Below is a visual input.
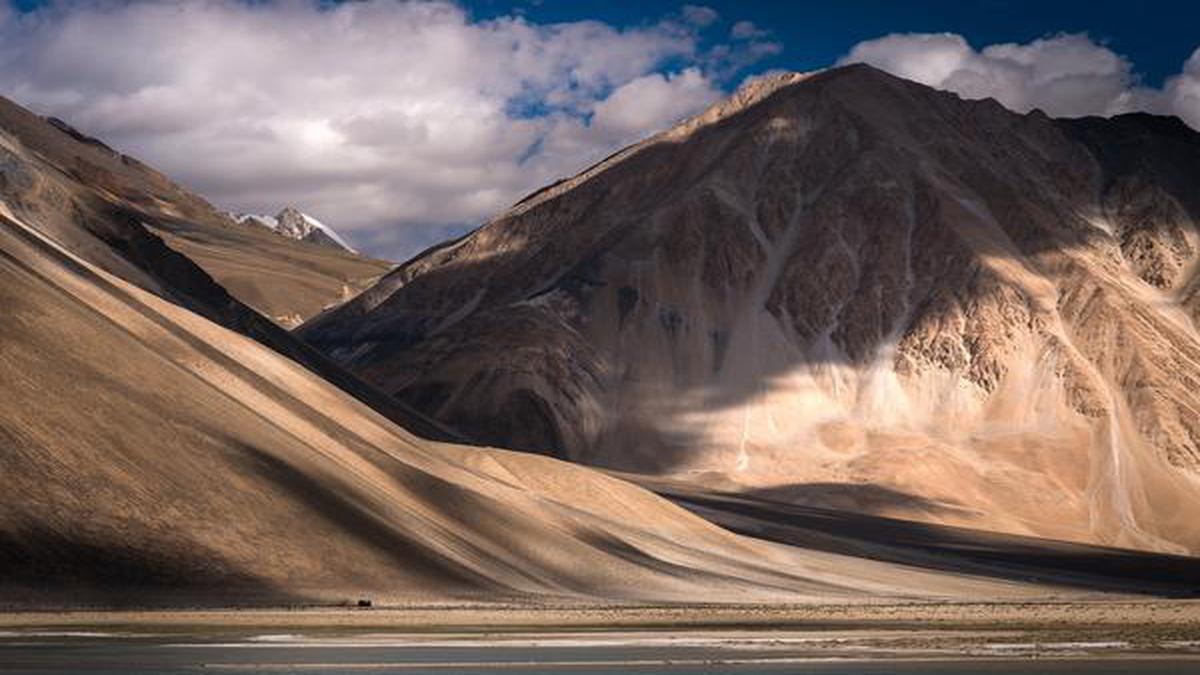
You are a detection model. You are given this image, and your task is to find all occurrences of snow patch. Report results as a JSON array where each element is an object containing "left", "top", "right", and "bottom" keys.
[{"left": 299, "top": 211, "right": 355, "bottom": 251}]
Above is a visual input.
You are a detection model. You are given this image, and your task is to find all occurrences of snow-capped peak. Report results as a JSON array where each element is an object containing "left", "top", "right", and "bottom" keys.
[{"left": 225, "top": 206, "right": 356, "bottom": 253}]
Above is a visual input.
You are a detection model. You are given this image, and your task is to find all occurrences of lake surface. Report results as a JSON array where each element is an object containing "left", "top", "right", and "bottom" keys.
[{"left": 2, "top": 631, "right": 1198, "bottom": 674}]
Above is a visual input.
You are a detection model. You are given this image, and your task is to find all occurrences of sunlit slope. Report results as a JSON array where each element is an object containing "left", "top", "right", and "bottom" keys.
[{"left": 149, "top": 218, "right": 391, "bottom": 327}]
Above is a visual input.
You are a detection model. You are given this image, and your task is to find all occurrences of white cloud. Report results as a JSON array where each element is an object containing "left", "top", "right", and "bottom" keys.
[
  {"left": 0, "top": 0, "right": 771, "bottom": 259},
  {"left": 10, "top": 5, "right": 1192, "bottom": 263},
  {"left": 681, "top": 5, "right": 719, "bottom": 27},
  {"left": 590, "top": 68, "right": 720, "bottom": 141},
  {"left": 730, "top": 20, "right": 767, "bottom": 41},
  {"left": 841, "top": 33, "right": 974, "bottom": 86},
  {"left": 1163, "top": 47, "right": 1200, "bottom": 130},
  {"left": 840, "top": 32, "right": 1200, "bottom": 126}
]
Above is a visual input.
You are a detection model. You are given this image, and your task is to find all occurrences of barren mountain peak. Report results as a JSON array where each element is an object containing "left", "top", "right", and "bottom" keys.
[{"left": 302, "top": 66, "right": 1200, "bottom": 557}]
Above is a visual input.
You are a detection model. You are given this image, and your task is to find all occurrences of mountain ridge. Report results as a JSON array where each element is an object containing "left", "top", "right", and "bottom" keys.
[{"left": 300, "top": 64, "right": 1200, "bottom": 555}]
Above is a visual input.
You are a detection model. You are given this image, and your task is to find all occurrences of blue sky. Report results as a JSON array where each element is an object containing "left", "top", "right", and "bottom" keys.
[
  {"left": 464, "top": 0, "right": 1199, "bottom": 87},
  {"left": 1, "top": 1, "right": 1196, "bottom": 259}
]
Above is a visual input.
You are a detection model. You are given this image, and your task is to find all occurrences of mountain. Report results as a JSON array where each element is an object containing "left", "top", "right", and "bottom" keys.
[
  {"left": 0, "top": 90, "right": 1082, "bottom": 607},
  {"left": 229, "top": 206, "right": 357, "bottom": 253},
  {"left": 1, "top": 202, "right": 923, "bottom": 606},
  {"left": 1, "top": 95, "right": 465, "bottom": 431},
  {"left": 0, "top": 96, "right": 390, "bottom": 328},
  {"left": 299, "top": 64, "right": 1200, "bottom": 556}
]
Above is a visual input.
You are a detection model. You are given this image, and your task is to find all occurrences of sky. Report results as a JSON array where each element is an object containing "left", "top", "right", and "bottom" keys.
[{"left": 0, "top": 1, "right": 1197, "bottom": 261}]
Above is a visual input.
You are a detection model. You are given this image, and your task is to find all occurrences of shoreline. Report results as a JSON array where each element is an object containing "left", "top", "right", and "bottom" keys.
[
  {"left": 3, "top": 599, "right": 1199, "bottom": 631},
  {"left": 4, "top": 604, "right": 1200, "bottom": 669},
  {"left": 2, "top": 624, "right": 1200, "bottom": 667}
]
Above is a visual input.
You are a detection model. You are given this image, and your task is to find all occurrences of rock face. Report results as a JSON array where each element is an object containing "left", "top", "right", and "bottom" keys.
[
  {"left": 300, "top": 65, "right": 1200, "bottom": 555},
  {"left": 230, "top": 206, "right": 357, "bottom": 253}
]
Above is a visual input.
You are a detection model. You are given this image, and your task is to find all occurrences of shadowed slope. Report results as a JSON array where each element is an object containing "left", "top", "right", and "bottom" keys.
[
  {"left": 300, "top": 64, "right": 1200, "bottom": 555},
  {"left": 630, "top": 477, "right": 1200, "bottom": 597}
]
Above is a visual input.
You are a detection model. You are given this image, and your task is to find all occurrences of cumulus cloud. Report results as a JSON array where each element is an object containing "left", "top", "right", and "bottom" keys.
[
  {"left": 9, "top": 5, "right": 1193, "bottom": 263},
  {"left": 590, "top": 68, "right": 719, "bottom": 141},
  {"left": 840, "top": 32, "right": 1200, "bottom": 126},
  {"left": 1163, "top": 47, "right": 1200, "bottom": 130},
  {"left": 0, "top": 0, "right": 773, "bottom": 259}
]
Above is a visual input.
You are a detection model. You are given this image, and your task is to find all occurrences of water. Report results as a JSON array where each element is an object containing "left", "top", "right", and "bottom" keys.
[{"left": 1, "top": 633, "right": 1197, "bottom": 674}]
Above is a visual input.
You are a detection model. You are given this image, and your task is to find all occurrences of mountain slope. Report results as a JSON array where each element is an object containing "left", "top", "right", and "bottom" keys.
[
  {"left": 3, "top": 70, "right": 1198, "bottom": 607},
  {"left": 150, "top": 212, "right": 387, "bottom": 327},
  {"left": 1, "top": 202, "right": 1067, "bottom": 606},
  {"left": 1, "top": 80, "right": 1099, "bottom": 608},
  {"left": 300, "top": 65, "right": 1200, "bottom": 555},
  {"left": 0, "top": 96, "right": 390, "bottom": 327},
  {"left": 0, "top": 94, "right": 452, "bottom": 439}
]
